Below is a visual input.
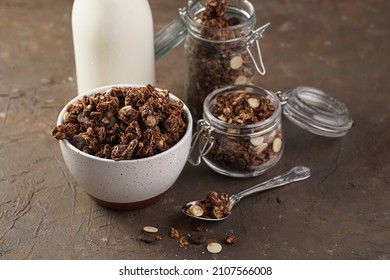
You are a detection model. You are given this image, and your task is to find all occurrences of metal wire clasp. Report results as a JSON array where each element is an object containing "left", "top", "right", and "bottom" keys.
[
  {"left": 188, "top": 119, "right": 215, "bottom": 166},
  {"left": 276, "top": 91, "right": 288, "bottom": 105},
  {"left": 246, "top": 22, "right": 270, "bottom": 76}
]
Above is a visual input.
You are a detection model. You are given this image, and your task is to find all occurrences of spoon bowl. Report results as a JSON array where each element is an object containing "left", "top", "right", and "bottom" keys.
[
  {"left": 182, "top": 200, "right": 231, "bottom": 221},
  {"left": 182, "top": 166, "right": 311, "bottom": 221}
]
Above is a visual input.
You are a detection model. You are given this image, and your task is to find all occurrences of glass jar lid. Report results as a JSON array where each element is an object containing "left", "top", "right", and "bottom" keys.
[{"left": 281, "top": 86, "right": 353, "bottom": 137}]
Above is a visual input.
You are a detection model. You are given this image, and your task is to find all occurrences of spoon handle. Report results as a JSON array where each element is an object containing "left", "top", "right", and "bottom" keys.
[{"left": 232, "top": 166, "right": 311, "bottom": 206}]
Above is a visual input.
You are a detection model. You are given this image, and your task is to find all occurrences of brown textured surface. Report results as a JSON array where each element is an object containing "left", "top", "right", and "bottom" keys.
[{"left": 0, "top": 0, "right": 389, "bottom": 259}]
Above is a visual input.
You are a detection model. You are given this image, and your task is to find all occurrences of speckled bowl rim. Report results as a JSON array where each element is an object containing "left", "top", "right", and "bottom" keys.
[{"left": 56, "top": 84, "right": 193, "bottom": 164}]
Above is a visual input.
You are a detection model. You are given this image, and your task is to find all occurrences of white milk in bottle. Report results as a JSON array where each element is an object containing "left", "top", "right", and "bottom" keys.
[{"left": 72, "top": 0, "right": 155, "bottom": 95}]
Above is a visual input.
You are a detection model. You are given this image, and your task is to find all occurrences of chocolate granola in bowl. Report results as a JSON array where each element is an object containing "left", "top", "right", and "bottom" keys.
[
  {"left": 52, "top": 85, "right": 187, "bottom": 160},
  {"left": 52, "top": 84, "right": 192, "bottom": 210}
]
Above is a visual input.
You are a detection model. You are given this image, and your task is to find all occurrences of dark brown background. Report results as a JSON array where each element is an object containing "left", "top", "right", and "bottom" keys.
[{"left": 0, "top": 0, "right": 389, "bottom": 259}]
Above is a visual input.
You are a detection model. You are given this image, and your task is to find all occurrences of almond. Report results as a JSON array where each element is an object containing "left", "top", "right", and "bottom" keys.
[
  {"left": 234, "top": 75, "right": 247, "bottom": 85},
  {"left": 272, "top": 137, "right": 282, "bottom": 153},
  {"left": 247, "top": 97, "right": 260, "bottom": 108},
  {"left": 250, "top": 136, "right": 264, "bottom": 146},
  {"left": 143, "top": 226, "right": 158, "bottom": 233},
  {"left": 189, "top": 205, "right": 204, "bottom": 217},
  {"left": 207, "top": 242, "right": 223, "bottom": 253},
  {"left": 230, "top": 55, "right": 243, "bottom": 69}
]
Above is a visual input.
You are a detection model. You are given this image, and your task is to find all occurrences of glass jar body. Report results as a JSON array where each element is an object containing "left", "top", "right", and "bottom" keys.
[
  {"left": 184, "top": 0, "right": 258, "bottom": 121},
  {"left": 201, "top": 85, "right": 284, "bottom": 178}
]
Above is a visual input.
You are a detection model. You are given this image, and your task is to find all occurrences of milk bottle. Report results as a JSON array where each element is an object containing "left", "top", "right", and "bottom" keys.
[{"left": 72, "top": 0, "right": 155, "bottom": 95}]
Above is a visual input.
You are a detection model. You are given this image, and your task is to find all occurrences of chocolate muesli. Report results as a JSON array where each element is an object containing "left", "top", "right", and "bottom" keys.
[
  {"left": 52, "top": 85, "right": 187, "bottom": 160},
  {"left": 185, "top": 191, "right": 231, "bottom": 220},
  {"left": 211, "top": 90, "right": 276, "bottom": 125},
  {"left": 205, "top": 90, "right": 282, "bottom": 173},
  {"left": 194, "top": 84, "right": 284, "bottom": 177},
  {"left": 184, "top": 0, "right": 262, "bottom": 121}
]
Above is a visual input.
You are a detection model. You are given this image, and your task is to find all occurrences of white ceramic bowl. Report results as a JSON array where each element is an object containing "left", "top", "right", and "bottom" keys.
[{"left": 56, "top": 85, "right": 193, "bottom": 210}]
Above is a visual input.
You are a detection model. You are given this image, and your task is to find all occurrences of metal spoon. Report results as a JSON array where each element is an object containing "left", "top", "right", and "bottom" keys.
[{"left": 182, "top": 166, "right": 311, "bottom": 221}]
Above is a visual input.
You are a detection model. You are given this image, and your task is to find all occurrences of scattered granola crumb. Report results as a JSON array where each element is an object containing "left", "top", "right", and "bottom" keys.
[
  {"left": 170, "top": 227, "right": 180, "bottom": 239},
  {"left": 178, "top": 236, "right": 189, "bottom": 248},
  {"left": 224, "top": 234, "right": 236, "bottom": 244}
]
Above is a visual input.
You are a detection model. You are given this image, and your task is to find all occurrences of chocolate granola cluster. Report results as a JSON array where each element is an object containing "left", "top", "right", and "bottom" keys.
[
  {"left": 211, "top": 90, "right": 276, "bottom": 125},
  {"left": 52, "top": 85, "right": 187, "bottom": 160},
  {"left": 187, "top": 191, "right": 231, "bottom": 219}
]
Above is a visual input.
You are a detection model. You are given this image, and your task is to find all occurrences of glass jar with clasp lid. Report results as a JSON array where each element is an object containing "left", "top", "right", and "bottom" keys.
[
  {"left": 188, "top": 84, "right": 353, "bottom": 178},
  {"left": 155, "top": 0, "right": 270, "bottom": 121}
]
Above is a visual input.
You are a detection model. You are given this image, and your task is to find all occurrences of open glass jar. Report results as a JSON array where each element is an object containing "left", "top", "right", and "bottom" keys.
[
  {"left": 190, "top": 85, "right": 283, "bottom": 177},
  {"left": 189, "top": 84, "right": 353, "bottom": 177}
]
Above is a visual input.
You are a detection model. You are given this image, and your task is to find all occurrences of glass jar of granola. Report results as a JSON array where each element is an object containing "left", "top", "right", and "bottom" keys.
[
  {"left": 189, "top": 84, "right": 353, "bottom": 177},
  {"left": 183, "top": 0, "right": 269, "bottom": 121},
  {"left": 189, "top": 84, "right": 283, "bottom": 177}
]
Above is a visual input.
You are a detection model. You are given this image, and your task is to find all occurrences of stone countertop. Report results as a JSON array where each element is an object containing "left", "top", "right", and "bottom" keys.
[{"left": 0, "top": 0, "right": 389, "bottom": 259}]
